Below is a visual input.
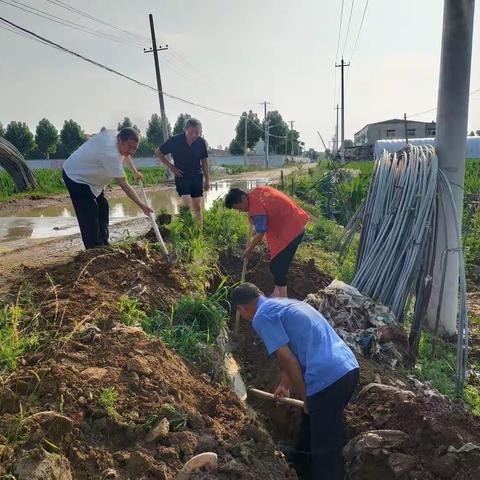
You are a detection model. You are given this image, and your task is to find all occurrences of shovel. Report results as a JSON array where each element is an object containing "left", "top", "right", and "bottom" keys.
[
  {"left": 248, "top": 388, "right": 304, "bottom": 409},
  {"left": 139, "top": 181, "right": 176, "bottom": 264},
  {"left": 234, "top": 225, "right": 253, "bottom": 333}
]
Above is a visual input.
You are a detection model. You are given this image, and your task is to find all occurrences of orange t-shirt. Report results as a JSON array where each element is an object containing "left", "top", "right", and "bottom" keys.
[{"left": 248, "top": 186, "right": 309, "bottom": 259}]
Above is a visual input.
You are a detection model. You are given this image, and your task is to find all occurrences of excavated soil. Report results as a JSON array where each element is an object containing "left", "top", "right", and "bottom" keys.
[
  {"left": 221, "top": 258, "right": 480, "bottom": 480},
  {"left": 0, "top": 244, "right": 295, "bottom": 479}
]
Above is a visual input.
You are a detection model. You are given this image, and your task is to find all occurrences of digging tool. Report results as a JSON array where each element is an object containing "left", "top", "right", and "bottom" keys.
[
  {"left": 138, "top": 181, "right": 176, "bottom": 264},
  {"left": 248, "top": 387, "right": 305, "bottom": 409},
  {"left": 234, "top": 225, "right": 253, "bottom": 333}
]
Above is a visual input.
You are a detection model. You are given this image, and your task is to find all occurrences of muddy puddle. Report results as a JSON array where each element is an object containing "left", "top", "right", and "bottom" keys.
[{"left": 0, "top": 178, "right": 268, "bottom": 249}]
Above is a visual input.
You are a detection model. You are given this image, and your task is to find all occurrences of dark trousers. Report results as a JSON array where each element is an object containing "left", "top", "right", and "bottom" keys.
[
  {"left": 269, "top": 230, "right": 305, "bottom": 287},
  {"left": 62, "top": 170, "right": 109, "bottom": 249},
  {"left": 295, "top": 368, "right": 359, "bottom": 480}
]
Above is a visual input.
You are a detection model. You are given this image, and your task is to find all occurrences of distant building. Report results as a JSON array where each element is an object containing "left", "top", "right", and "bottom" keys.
[{"left": 354, "top": 119, "right": 437, "bottom": 147}]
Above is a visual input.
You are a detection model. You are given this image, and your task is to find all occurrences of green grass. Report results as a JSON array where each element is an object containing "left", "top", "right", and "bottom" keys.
[
  {"left": 0, "top": 166, "right": 167, "bottom": 201},
  {"left": 0, "top": 303, "right": 39, "bottom": 372},
  {"left": 118, "top": 296, "right": 148, "bottom": 327},
  {"left": 219, "top": 164, "right": 267, "bottom": 175},
  {"left": 99, "top": 388, "right": 120, "bottom": 418}
]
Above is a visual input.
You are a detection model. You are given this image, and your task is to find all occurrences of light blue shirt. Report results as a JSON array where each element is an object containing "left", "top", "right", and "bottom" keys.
[{"left": 252, "top": 296, "right": 359, "bottom": 397}]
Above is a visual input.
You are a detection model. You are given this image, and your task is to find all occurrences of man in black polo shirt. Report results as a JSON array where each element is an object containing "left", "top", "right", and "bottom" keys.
[{"left": 155, "top": 118, "right": 209, "bottom": 223}]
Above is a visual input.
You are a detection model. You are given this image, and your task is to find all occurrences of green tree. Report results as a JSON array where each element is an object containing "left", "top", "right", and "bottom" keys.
[
  {"left": 0, "top": 122, "right": 4, "bottom": 138},
  {"left": 476, "top": 129, "right": 480, "bottom": 136},
  {"left": 4, "top": 121, "right": 35, "bottom": 157},
  {"left": 136, "top": 137, "right": 154, "bottom": 157},
  {"left": 468, "top": 130, "right": 475, "bottom": 136},
  {"left": 146, "top": 114, "right": 171, "bottom": 147},
  {"left": 117, "top": 117, "right": 140, "bottom": 133},
  {"left": 263, "top": 111, "right": 288, "bottom": 154},
  {"left": 173, "top": 113, "right": 192, "bottom": 135},
  {"left": 228, "top": 138, "right": 244, "bottom": 155},
  {"left": 233, "top": 111, "right": 262, "bottom": 152},
  {"left": 284, "top": 129, "right": 302, "bottom": 156},
  {"left": 60, "top": 120, "right": 86, "bottom": 157},
  {"left": 306, "top": 148, "right": 320, "bottom": 161},
  {"left": 35, "top": 118, "right": 59, "bottom": 159}
]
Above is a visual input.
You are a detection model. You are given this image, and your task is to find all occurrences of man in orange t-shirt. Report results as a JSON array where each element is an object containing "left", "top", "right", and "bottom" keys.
[{"left": 225, "top": 186, "right": 309, "bottom": 297}]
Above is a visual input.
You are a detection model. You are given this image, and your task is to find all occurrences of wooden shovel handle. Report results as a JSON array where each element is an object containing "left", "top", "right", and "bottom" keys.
[{"left": 248, "top": 388, "right": 305, "bottom": 409}]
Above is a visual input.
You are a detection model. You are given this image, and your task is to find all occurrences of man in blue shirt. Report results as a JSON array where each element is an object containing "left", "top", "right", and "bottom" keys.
[
  {"left": 231, "top": 283, "right": 359, "bottom": 480},
  {"left": 155, "top": 118, "right": 209, "bottom": 223}
]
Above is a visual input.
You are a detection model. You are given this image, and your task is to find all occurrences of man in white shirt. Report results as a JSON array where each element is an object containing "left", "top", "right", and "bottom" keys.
[{"left": 62, "top": 127, "right": 153, "bottom": 249}]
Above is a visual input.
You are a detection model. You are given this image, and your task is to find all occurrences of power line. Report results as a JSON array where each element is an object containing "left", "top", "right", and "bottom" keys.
[
  {"left": 335, "top": 0, "right": 345, "bottom": 62},
  {"left": 342, "top": 0, "right": 356, "bottom": 58},
  {"left": 44, "top": 0, "right": 149, "bottom": 43},
  {"left": 0, "top": 0, "right": 143, "bottom": 47},
  {"left": 348, "top": 0, "right": 369, "bottom": 62},
  {"left": 0, "top": 15, "right": 240, "bottom": 118}
]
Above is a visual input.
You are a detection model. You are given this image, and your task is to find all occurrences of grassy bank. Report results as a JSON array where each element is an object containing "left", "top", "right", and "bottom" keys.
[{"left": 0, "top": 166, "right": 168, "bottom": 201}]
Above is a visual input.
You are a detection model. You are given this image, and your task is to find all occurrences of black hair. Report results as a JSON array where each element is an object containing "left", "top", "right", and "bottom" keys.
[
  {"left": 225, "top": 188, "right": 247, "bottom": 209},
  {"left": 230, "top": 283, "right": 262, "bottom": 307},
  {"left": 117, "top": 127, "right": 139, "bottom": 143}
]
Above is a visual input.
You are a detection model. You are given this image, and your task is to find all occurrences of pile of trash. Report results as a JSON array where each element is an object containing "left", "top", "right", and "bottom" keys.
[{"left": 306, "top": 280, "right": 411, "bottom": 369}]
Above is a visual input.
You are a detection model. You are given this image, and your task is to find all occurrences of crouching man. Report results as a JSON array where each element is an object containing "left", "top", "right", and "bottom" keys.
[{"left": 231, "top": 283, "right": 359, "bottom": 480}]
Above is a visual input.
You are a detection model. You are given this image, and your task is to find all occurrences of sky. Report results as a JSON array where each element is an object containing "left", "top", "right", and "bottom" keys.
[{"left": 0, "top": 0, "right": 479, "bottom": 152}]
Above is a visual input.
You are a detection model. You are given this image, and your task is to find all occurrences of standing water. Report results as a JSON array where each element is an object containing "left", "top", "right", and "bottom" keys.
[{"left": 0, "top": 179, "right": 268, "bottom": 247}]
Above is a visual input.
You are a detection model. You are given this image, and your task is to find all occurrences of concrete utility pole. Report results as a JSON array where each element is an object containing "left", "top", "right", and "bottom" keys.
[
  {"left": 427, "top": 0, "right": 475, "bottom": 335},
  {"left": 261, "top": 101, "right": 270, "bottom": 169},
  {"left": 144, "top": 14, "right": 169, "bottom": 144},
  {"left": 290, "top": 120, "right": 295, "bottom": 159},
  {"left": 335, "top": 58, "right": 350, "bottom": 163},
  {"left": 243, "top": 113, "right": 248, "bottom": 167},
  {"left": 403, "top": 113, "right": 409, "bottom": 145},
  {"left": 335, "top": 104, "right": 340, "bottom": 157}
]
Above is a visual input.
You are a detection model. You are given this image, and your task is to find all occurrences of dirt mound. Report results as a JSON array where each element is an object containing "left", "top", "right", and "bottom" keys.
[
  {"left": 219, "top": 250, "right": 331, "bottom": 299},
  {"left": 0, "top": 324, "right": 294, "bottom": 479}
]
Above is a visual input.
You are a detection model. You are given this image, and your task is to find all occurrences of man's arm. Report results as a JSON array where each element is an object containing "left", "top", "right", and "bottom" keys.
[
  {"left": 115, "top": 177, "right": 153, "bottom": 216},
  {"left": 123, "top": 156, "right": 144, "bottom": 181},
  {"left": 201, "top": 157, "right": 210, "bottom": 190},
  {"left": 275, "top": 345, "right": 307, "bottom": 402},
  {"left": 154, "top": 148, "right": 183, "bottom": 177}
]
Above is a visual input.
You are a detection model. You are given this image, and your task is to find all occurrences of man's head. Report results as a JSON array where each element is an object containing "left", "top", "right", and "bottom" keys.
[
  {"left": 231, "top": 282, "right": 262, "bottom": 321},
  {"left": 184, "top": 118, "right": 202, "bottom": 144},
  {"left": 225, "top": 188, "right": 249, "bottom": 212},
  {"left": 117, "top": 127, "right": 140, "bottom": 156}
]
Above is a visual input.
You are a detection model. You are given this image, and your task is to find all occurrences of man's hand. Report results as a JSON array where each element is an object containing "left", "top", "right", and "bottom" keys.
[
  {"left": 170, "top": 165, "right": 183, "bottom": 178},
  {"left": 140, "top": 203, "right": 154, "bottom": 217},
  {"left": 204, "top": 179, "right": 210, "bottom": 191},
  {"left": 274, "top": 383, "right": 290, "bottom": 400},
  {"left": 132, "top": 170, "right": 144, "bottom": 182}
]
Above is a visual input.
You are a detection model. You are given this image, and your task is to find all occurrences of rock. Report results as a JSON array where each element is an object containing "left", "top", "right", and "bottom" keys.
[
  {"left": 359, "top": 382, "right": 414, "bottom": 398},
  {"left": 0, "top": 387, "right": 20, "bottom": 413},
  {"left": 448, "top": 442, "right": 480, "bottom": 454},
  {"left": 430, "top": 454, "right": 457, "bottom": 479},
  {"left": 126, "top": 357, "right": 152, "bottom": 376},
  {"left": 28, "top": 411, "right": 73, "bottom": 444},
  {"left": 79, "top": 367, "right": 108, "bottom": 382},
  {"left": 146, "top": 417, "right": 170, "bottom": 443},
  {"left": 388, "top": 453, "right": 416, "bottom": 476},
  {"left": 112, "top": 324, "right": 146, "bottom": 337},
  {"left": 157, "top": 446, "right": 180, "bottom": 463},
  {"left": 15, "top": 451, "right": 72, "bottom": 480},
  {"left": 101, "top": 468, "right": 118, "bottom": 479},
  {"left": 14, "top": 376, "right": 40, "bottom": 396},
  {"left": 344, "top": 430, "right": 409, "bottom": 460},
  {"left": 127, "top": 450, "right": 156, "bottom": 477},
  {"left": 168, "top": 431, "right": 199, "bottom": 457}
]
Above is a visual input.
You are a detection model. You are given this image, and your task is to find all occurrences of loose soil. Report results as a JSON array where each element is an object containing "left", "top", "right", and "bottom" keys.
[
  {"left": 220, "top": 254, "right": 480, "bottom": 479},
  {"left": 0, "top": 244, "right": 295, "bottom": 479}
]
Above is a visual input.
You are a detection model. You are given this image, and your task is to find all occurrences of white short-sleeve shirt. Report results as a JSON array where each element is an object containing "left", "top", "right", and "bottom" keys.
[{"left": 63, "top": 130, "right": 125, "bottom": 197}]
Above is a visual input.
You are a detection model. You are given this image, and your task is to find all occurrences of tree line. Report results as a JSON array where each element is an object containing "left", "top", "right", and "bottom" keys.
[
  {"left": 228, "top": 109, "right": 310, "bottom": 157},
  {"left": 0, "top": 113, "right": 193, "bottom": 160}
]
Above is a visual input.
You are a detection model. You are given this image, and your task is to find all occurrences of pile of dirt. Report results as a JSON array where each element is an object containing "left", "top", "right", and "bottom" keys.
[
  {"left": 0, "top": 244, "right": 296, "bottom": 479},
  {"left": 219, "top": 250, "right": 332, "bottom": 299}
]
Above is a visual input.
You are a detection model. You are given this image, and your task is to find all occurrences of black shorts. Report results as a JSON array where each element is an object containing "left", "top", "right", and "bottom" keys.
[
  {"left": 175, "top": 175, "right": 203, "bottom": 198},
  {"left": 269, "top": 230, "right": 305, "bottom": 287}
]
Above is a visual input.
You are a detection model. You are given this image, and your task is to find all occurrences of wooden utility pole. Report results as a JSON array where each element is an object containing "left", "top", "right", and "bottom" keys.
[
  {"left": 335, "top": 58, "right": 350, "bottom": 163},
  {"left": 144, "top": 14, "right": 169, "bottom": 144},
  {"left": 243, "top": 113, "right": 248, "bottom": 166},
  {"left": 261, "top": 101, "right": 270, "bottom": 169},
  {"left": 404, "top": 113, "right": 409, "bottom": 145},
  {"left": 427, "top": 0, "right": 475, "bottom": 336},
  {"left": 290, "top": 120, "right": 295, "bottom": 159},
  {"left": 335, "top": 104, "right": 340, "bottom": 157}
]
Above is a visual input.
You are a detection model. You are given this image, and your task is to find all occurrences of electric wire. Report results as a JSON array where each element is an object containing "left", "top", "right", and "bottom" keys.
[{"left": 341, "top": 0, "right": 356, "bottom": 58}]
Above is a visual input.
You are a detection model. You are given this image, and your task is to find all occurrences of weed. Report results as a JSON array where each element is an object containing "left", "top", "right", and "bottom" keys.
[
  {"left": 99, "top": 388, "right": 120, "bottom": 418},
  {"left": 118, "top": 296, "right": 148, "bottom": 327}
]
